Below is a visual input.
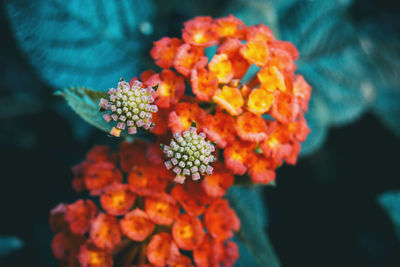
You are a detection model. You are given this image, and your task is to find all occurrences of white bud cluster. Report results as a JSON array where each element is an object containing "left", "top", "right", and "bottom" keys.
[
  {"left": 99, "top": 80, "right": 158, "bottom": 137},
  {"left": 162, "top": 123, "right": 216, "bottom": 184}
]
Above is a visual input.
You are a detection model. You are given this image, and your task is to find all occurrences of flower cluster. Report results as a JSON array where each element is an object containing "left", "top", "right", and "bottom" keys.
[
  {"left": 144, "top": 15, "right": 311, "bottom": 185},
  {"left": 100, "top": 79, "right": 158, "bottom": 137},
  {"left": 162, "top": 122, "right": 216, "bottom": 184},
  {"left": 51, "top": 144, "right": 238, "bottom": 267}
]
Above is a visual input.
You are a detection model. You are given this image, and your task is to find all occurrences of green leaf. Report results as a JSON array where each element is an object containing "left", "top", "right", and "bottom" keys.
[
  {"left": 227, "top": 186, "right": 280, "bottom": 267},
  {"left": 378, "top": 191, "right": 400, "bottom": 241},
  {"left": 56, "top": 87, "right": 111, "bottom": 133},
  {"left": 0, "top": 235, "right": 24, "bottom": 257}
]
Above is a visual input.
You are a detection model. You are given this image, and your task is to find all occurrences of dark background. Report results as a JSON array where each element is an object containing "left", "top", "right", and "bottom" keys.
[{"left": 1, "top": 0, "right": 400, "bottom": 266}]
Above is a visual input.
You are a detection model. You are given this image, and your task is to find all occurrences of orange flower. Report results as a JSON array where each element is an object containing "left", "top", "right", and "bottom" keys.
[
  {"left": 245, "top": 24, "right": 274, "bottom": 43},
  {"left": 150, "top": 108, "right": 170, "bottom": 135},
  {"left": 213, "top": 85, "right": 244, "bottom": 116},
  {"left": 218, "top": 38, "right": 249, "bottom": 79},
  {"left": 128, "top": 164, "right": 167, "bottom": 193},
  {"left": 293, "top": 75, "right": 312, "bottom": 111},
  {"left": 257, "top": 65, "right": 287, "bottom": 92},
  {"left": 191, "top": 68, "right": 219, "bottom": 101},
  {"left": 83, "top": 161, "right": 123, "bottom": 196},
  {"left": 240, "top": 38, "right": 270, "bottom": 67},
  {"left": 201, "top": 163, "right": 233, "bottom": 198},
  {"left": 65, "top": 199, "right": 98, "bottom": 235},
  {"left": 204, "top": 199, "right": 240, "bottom": 241},
  {"left": 89, "top": 213, "right": 121, "bottom": 251},
  {"left": 270, "top": 91, "right": 301, "bottom": 124},
  {"left": 173, "top": 43, "right": 206, "bottom": 77},
  {"left": 182, "top": 16, "right": 219, "bottom": 47},
  {"left": 78, "top": 243, "right": 113, "bottom": 267},
  {"left": 214, "top": 15, "right": 245, "bottom": 38},
  {"left": 171, "top": 181, "right": 210, "bottom": 216},
  {"left": 86, "top": 145, "right": 116, "bottom": 163},
  {"left": 208, "top": 53, "right": 233, "bottom": 84},
  {"left": 145, "top": 196, "right": 179, "bottom": 225},
  {"left": 260, "top": 122, "right": 292, "bottom": 164},
  {"left": 202, "top": 110, "right": 236, "bottom": 149},
  {"left": 247, "top": 88, "right": 275, "bottom": 115},
  {"left": 224, "top": 140, "right": 257, "bottom": 175},
  {"left": 193, "top": 235, "right": 224, "bottom": 267},
  {"left": 146, "top": 232, "right": 180, "bottom": 267},
  {"left": 172, "top": 214, "right": 205, "bottom": 250},
  {"left": 248, "top": 156, "right": 277, "bottom": 184},
  {"left": 220, "top": 241, "right": 239, "bottom": 267},
  {"left": 51, "top": 231, "right": 84, "bottom": 264},
  {"left": 145, "top": 69, "right": 185, "bottom": 108},
  {"left": 119, "top": 141, "right": 148, "bottom": 172},
  {"left": 169, "top": 255, "right": 194, "bottom": 267},
  {"left": 100, "top": 183, "right": 136, "bottom": 216},
  {"left": 168, "top": 102, "right": 206, "bottom": 133},
  {"left": 120, "top": 209, "right": 155, "bottom": 241},
  {"left": 235, "top": 111, "right": 268, "bottom": 142},
  {"left": 151, "top": 37, "right": 183, "bottom": 69}
]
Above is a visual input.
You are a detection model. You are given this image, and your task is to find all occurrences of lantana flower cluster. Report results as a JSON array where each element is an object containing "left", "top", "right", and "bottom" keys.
[
  {"left": 51, "top": 144, "right": 239, "bottom": 267},
  {"left": 51, "top": 14, "right": 312, "bottom": 267},
  {"left": 146, "top": 15, "right": 311, "bottom": 184}
]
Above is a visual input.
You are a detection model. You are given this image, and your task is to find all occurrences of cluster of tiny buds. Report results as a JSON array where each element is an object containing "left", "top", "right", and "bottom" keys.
[
  {"left": 162, "top": 122, "right": 217, "bottom": 184},
  {"left": 99, "top": 79, "right": 158, "bottom": 137}
]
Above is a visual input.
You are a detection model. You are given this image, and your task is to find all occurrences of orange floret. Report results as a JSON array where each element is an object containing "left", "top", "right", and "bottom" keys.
[
  {"left": 171, "top": 181, "right": 210, "bottom": 217},
  {"left": 173, "top": 43, "right": 206, "bottom": 77},
  {"left": 146, "top": 232, "right": 180, "bottom": 267},
  {"left": 191, "top": 68, "right": 219, "bottom": 101},
  {"left": 202, "top": 110, "right": 236, "bottom": 149},
  {"left": 89, "top": 213, "right": 121, "bottom": 251},
  {"left": 287, "top": 114, "right": 310, "bottom": 143},
  {"left": 248, "top": 156, "right": 277, "bottom": 184},
  {"left": 78, "top": 243, "right": 113, "bottom": 267},
  {"left": 247, "top": 88, "right": 275, "bottom": 115},
  {"left": 128, "top": 164, "right": 167, "bottom": 193},
  {"left": 224, "top": 140, "right": 256, "bottom": 175},
  {"left": 51, "top": 232, "right": 84, "bottom": 264},
  {"left": 213, "top": 85, "right": 244, "bottom": 116},
  {"left": 245, "top": 24, "right": 274, "bottom": 43},
  {"left": 257, "top": 65, "right": 287, "bottom": 92},
  {"left": 145, "top": 197, "right": 179, "bottom": 225},
  {"left": 168, "top": 102, "right": 206, "bottom": 133},
  {"left": 169, "top": 254, "right": 194, "bottom": 267},
  {"left": 240, "top": 38, "right": 270, "bottom": 67},
  {"left": 284, "top": 141, "right": 301, "bottom": 165},
  {"left": 83, "top": 161, "right": 123, "bottom": 196},
  {"left": 193, "top": 235, "right": 224, "bottom": 267},
  {"left": 220, "top": 241, "right": 239, "bottom": 267},
  {"left": 150, "top": 37, "right": 183, "bottom": 69},
  {"left": 269, "top": 42, "right": 297, "bottom": 75},
  {"left": 214, "top": 15, "right": 245, "bottom": 38},
  {"left": 86, "top": 145, "right": 116, "bottom": 163},
  {"left": 208, "top": 53, "right": 234, "bottom": 84},
  {"left": 182, "top": 16, "right": 219, "bottom": 47},
  {"left": 201, "top": 163, "right": 233, "bottom": 198},
  {"left": 204, "top": 199, "right": 240, "bottom": 241},
  {"left": 119, "top": 141, "right": 148, "bottom": 172},
  {"left": 260, "top": 122, "right": 292, "bottom": 165},
  {"left": 65, "top": 199, "right": 98, "bottom": 235},
  {"left": 235, "top": 111, "right": 268, "bottom": 142},
  {"left": 172, "top": 214, "right": 205, "bottom": 250},
  {"left": 270, "top": 91, "right": 301, "bottom": 124},
  {"left": 49, "top": 203, "right": 69, "bottom": 232},
  {"left": 293, "top": 75, "right": 312, "bottom": 111},
  {"left": 120, "top": 209, "right": 155, "bottom": 242},
  {"left": 218, "top": 38, "right": 249, "bottom": 79},
  {"left": 145, "top": 70, "right": 185, "bottom": 109},
  {"left": 270, "top": 40, "right": 299, "bottom": 60},
  {"left": 100, "top": 183, "right": 136, "bottom": 216},
  {"left": 150, "top": 108, "right": 170, "bottom": 135}
]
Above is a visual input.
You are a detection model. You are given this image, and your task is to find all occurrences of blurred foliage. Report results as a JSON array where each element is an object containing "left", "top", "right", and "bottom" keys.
[
  {"left": 227, "top": 186, "right": 280, "bottom": 267},
  {"left": 0, "top": 236, "right": 23, "bottom": 258},
  {"left": 378, "top": 191, "right": 400, "bottom": 241}
]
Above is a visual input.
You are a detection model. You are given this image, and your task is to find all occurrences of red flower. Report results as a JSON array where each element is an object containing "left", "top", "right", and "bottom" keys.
[
  {"left": 182, "top": 16, "right": 219, "bottom": 47},
  {"left": 65, "top": 199, "right": 98, "bottom": 235},
  {"left": 89, "top": 213, "right": 121, "bottom": 250},
  {"left": 100, "top": 183, "right": 136, "bottom": 216},
  {"left": 151, "top": 37, "right": 183, "bottom": 69},
  {"left": 145, "top": 196, "right": 179, "bottom": 225},
  {"left": 78, "top": 243, "right": 113, "bottom": 267},
  {"left": 172, "top": 214, "right": 205, "bottom": 250},
  {"left": 146, "top": 232, "right": 180, "bottom": 267},
  {"left": 120, "top": 208, "right": 155, "bottom": 242}
]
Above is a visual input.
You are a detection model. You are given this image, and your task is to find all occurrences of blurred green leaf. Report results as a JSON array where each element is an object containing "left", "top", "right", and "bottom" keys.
[
  {"left": 378, "top": 191, "right": 400, "bottom": 240},
  {"left": 227, "top": 186, "right": 280, "bottom": 267},
  {"left": 5, "top": 0, "right": 155, "bottom": 91},
  {"left": 0, "top": 235, "right": 23, "bottom": 258},
  {"left": 56, "top": 86, "right": 110, "bottom": 133}
]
